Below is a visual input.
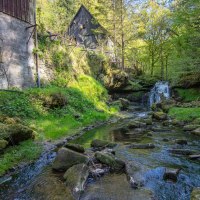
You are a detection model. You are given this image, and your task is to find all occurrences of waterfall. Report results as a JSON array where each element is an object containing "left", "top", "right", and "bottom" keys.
[{"left": 149, "top": 81, "right": 170, "bottom": 106}]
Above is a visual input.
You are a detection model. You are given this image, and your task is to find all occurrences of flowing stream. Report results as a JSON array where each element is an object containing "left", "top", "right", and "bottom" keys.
[{"left": 0, "top": 104, "right": 200, "bottom": 200}]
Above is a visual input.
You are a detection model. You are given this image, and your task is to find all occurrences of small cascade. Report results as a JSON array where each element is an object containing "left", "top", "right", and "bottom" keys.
[{"left": 149, "top": 81, "right": 170, "bottom": 106}]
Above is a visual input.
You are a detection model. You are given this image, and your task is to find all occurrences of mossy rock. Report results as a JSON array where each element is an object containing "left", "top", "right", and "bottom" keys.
[
  {"left": 42, "top": 92, "right": 67, "bottom": 109},
  {"left": 0, "top": 139, "right": 8, "bottom": 150},
  {"left": 64, "top": 164, "right": 89, "bottom": 199},
  {"left": 192, "top": 128, "right": 200, "bottom": 136},
  {"left": 152, "top": 112, "right": 167, "bottom": 120},
  {"left": 183, "top": 125, "right": 200, "bottom": 131},
  {"left": 0, "top": 124, "right": 35, "bottom": 145},
  {"left": 64, "top": 143, "right": 85, "bottom": 153},
  {"left": 52, "top": 148, "right": 88, "bottom": 172},
  {"left": 191, "top": 188, "right": 200, "bottom": 200},
  {"left": 95, "top": 152, "right": 125, "bottom": 172},
  {"left": 192, "top": 118, "right": 200, "bottom": 125},
  {"left": 91, "top": 139, "right": 117, "bottom": 149}
]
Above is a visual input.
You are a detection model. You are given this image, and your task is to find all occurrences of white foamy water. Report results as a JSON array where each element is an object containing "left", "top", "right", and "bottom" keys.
[{"left": 149, "top": 81, "right": 170, "bottom": 106}]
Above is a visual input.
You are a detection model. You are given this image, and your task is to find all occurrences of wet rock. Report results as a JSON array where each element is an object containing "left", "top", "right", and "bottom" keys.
[
  {"left": 29, "top": 170, "right": 74, "bottom": 200},
  {"left": 192, "top": 128, "right": 200, "bottom": 136},
  {"left": 95, "top": 152, "right": 125, "bottom": 172},
  {"left": 114, "top": 127, "right": 129, "bottom": 134},
  {"left": 64, "top": 164, "right": 89, "bottom": 199},
  {"left": 189, "top": 154, "right": 200, "bottom": 160},
  {"left": 191, "top": 187, "right": 200, "bottom": 200},
  {"left": 163, "top": 168, "right": 181, "bottom": 182},
  {"left": 0, "top": 139, "right": 8, "bottom": 150},
  {"left": 52, "top": 148, "right": 88, "bottom": 172},
  {"left": 127, "top": 121, "right": 146, "bottom": 129},
  {"left": 0, "top": 124, "right": 35, "bottom": 145},
  {"left": 169, "top": 149, "right": 198, "bottom": 155},
  {"left": 175, "top": 139, "right": 188, "bottom": 145},
  {"left": 183, "top": 125, "right": 200, "bottom": 131},
  {"left": 89, "top": 163, "right": 110, "bottom": 177},
  {"left": 172, "top": 119, "right": 185, "bottom": 126},
  {"left": 192, "top": 118, "right": 200, "bottom": 125},
  {"left": 64, "top": 143, "right": 85, "bottom": 153},
  {"left": 129, "top": 177, "right": 139, "bottom": 189},
  {"left": 162, "top": 120, "right": 171, "bottom": 126},
  {"left": 142, "top": 118, "right": 153, "bottom": 125},
  {"left": 152, "top": 112, "right": 167, "bottom": 120},
  {"left": 129, "top": 143, "right": 155, "bottom": 149},
  {"left": 80, "top": 174, "right": 153, "bottom": 200},
  {"left": 163, "top": 138, "right": 169, "bottom": 142},
  {"left": 91, "top": 139, "right": 117, "bottom": 149},
  {"left": 126, "top": 128, "right": 147, "bottom": 135}
]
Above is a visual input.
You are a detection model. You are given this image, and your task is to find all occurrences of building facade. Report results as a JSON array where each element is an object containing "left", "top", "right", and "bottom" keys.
[{"left": 0, "top": 0, "right": 36, "bottom": 89}]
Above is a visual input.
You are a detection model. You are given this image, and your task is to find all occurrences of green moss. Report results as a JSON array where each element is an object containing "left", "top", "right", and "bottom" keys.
[
  {"left": 176, "top": 88, "right": 200, "bottom": 102},
  {"left": 169, "top": 107, "right": 200, "bottom": 121},
  {"left": 0, "top": 140, "right": 43, "bottom": 176}
]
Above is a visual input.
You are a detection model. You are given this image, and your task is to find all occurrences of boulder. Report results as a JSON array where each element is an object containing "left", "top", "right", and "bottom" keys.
[
  {"left": 95, "top": 152, "right": 125, "bottom": 172},
  {"left": 0, "top": 139, "right": 8, "bottom": 150},
  {"left": 192, "top": 128, "right": 200, "bottom": 136},
  {"left": 183, "top": 125, "right": 200, "bottom": 131},
  {"left": 163, "top": 168, "right": 181, "bottom": 182},
  {"left": 152, "top": 112, "right": 167, "bottom": 120},
  {"left": 91, "top": 139, "right": 117, "bottom": 149},
  {"left": 175, "top": 139, "right": 188, "bottom": 145},
  {"left": 191, "top": 188, "right": 200, "bottom": 200},
  {"left": 0, "top": 124, "right": 35, "bottom": 145},
  {"left": 127, "top": 121, "right": 146, "bottom": 129},
  {"left": 81, "top": 174, "right": 153, "bottom": 200},
  {"left": 113, "top": 127, "right": 129, "bottom": 134},
  {"left": 172, "top": 119, "right": 185, "bottom": 126},
  {"left": 189, "top": 154, "right": 200, "bottom": 160},
  {"left": 64, "top": 164, "right": 89, "bottom": 199},
  {"left": 129, "top": 143, "right": 155, "bottom": 149},
  {"left": 64, "top": 143, "right": 85, "bottom": 153},
  {"left": 142, "top": 118, "right": 152, "bottom": 125},
  {"left": 169, "top": 149, "right": 198, "bottom": 155},
  {"left": 29, "top": 170, "right": 74, "bottom": 200},
  {"left": 52, "top": 148, "right": 88, "bottom": 172}
]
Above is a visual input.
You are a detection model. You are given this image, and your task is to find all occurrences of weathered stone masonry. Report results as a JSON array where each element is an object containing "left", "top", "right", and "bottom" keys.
[{"left": 0, "top": 12, "right": 36, "bottom": 89}]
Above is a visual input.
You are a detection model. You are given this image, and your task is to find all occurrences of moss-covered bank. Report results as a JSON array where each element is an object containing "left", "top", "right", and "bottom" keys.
[{"left": 0, "top": 75, "right": 118, "bottom": 176}]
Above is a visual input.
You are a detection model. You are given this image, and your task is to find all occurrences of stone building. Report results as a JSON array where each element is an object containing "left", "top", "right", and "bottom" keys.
[{"left": 0, "top": 0, "right": 52, "bottom": 89}]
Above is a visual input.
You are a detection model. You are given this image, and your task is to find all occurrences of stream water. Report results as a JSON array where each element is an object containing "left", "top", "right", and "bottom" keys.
[{"left": 0, "top": 105, "right": 200, "bottom": 200}]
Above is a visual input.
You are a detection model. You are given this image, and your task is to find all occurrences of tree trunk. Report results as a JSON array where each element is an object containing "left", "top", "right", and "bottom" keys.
[{"left": 120, "top": 0, "right": 125, "bottom": 70}]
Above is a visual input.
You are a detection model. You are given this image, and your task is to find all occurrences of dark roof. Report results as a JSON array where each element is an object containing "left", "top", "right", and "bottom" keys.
[{"left": 68, "top": 5, "right": 107, "bottom": 35}]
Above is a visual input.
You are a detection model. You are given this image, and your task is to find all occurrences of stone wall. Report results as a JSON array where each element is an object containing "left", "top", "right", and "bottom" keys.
[
  {"left": 0, "top": 12, "right": 36, "bottom": 89},
  {"left": 0, "top": 12, "right": 54, "bottom": 89}
]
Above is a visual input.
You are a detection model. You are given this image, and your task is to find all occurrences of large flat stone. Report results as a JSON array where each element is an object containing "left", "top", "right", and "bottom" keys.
[{"left": 52, "top": 148, "right": 88, "bottom": 172}]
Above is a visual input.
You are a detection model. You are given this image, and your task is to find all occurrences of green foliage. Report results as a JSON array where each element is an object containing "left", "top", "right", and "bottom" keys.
[
  {"left": 0, "top": 91, "right": 39, "bottom": 118},
  {"left": 176, "top": 88, "right": 200, "bottom": 102},
  {"left": 169, "top": 107, "right": 200, "bottom": 121},
  {"left": 0, "top": 75, "right": 116, "bottom": 140},
  {"left": 0, "top": 140, "right": 42, "bottom": 176}
]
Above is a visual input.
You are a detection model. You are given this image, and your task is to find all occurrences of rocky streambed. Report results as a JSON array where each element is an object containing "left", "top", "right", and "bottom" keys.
[{"left": 0, "top": 105, "right": 200, "bottom": 200}]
